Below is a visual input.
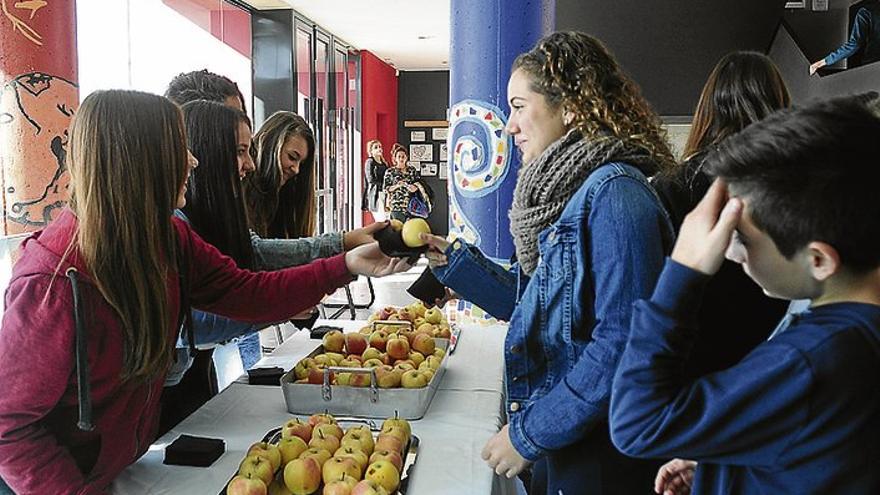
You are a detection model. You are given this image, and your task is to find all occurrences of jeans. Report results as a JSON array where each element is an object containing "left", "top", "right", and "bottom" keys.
[{"left": 237, "top": 333, "right": 261, "bottom": 370}]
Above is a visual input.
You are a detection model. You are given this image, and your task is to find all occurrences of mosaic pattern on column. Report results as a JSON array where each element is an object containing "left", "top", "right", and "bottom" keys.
[
  {"left": 448, "top": 99, "right": 511, "bottom": 198},
  {"left": 0, "top": 72, "right": 77, "bottom": 231}
]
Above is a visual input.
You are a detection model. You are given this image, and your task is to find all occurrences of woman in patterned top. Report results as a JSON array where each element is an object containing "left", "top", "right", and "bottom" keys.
[{"left": 383, "top": 143, "right": 431, "bottom": 221}]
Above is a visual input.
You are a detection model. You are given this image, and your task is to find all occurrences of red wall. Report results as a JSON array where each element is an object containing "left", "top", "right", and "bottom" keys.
[{"left": 360, "top": 50, "right": 398, "bottom": 224}]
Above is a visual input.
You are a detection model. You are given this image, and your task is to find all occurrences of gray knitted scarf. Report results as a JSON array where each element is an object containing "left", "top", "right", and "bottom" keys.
[{"left": 509, "top": 129, "right": 656, "bottom": 275}]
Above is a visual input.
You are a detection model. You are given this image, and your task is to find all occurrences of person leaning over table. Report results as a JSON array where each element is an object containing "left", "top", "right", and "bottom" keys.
[
  {"left": 0, "top": 90, "right": 411, "bottom": 495},
  {"left": 422, "top": 31, "right": 674, "bottom": 495}
]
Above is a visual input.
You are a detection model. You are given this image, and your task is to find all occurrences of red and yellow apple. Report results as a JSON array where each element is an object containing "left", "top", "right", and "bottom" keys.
[
  {"left": 364, "top": 460, "right": 401, "bottom": 493},
  {"left": 344, "top": 333, "right": 368, "bottom": 355},
  {"left": 374, "top": 434, "right": 403, "bottom": 455},
  {"left": 369, "top": 449, "right": 403, "bottom": 473},
  {"left": 341, "top": 429, "right": 375, "bottom": 455},
  {"left": 410, "top": 333, "right": 435, "bottom": 356},
  {"left": 308, "top": 413, "right": 337, "bottom": 428},
  {"left": 322, "top": 330, "right": 345, "bottom": 353},
  {"left": 314, "top": 422, "right": 344, "bottom": 441},
  {"left": 283, "top": 457, "right": 321, "bottom": 495},
  {"left": 334, "top": 445, "right": 369, "bottom": 471},
  {"left": 322, "top": 456, "right": 362, "bottom": 485},
  {"left": 351, "top": 479, "right": 389, "bottom": 495},
  {"left": 246, "top": 442, "right": 282, "bottom": 472},
  {"left": 309, "top": 429, "right": 341, "bottom": 453},
  {"left": 281, "top": 418, "right": 313, "bottom": 444},
  {"left": 298, "top": 447, "right": 332, "bottom": 467},
  {"left": 238, "top": 454, "right": 275, "bottom": 486},
  {"left": 385, "top": 335, "right": 410, "bottom": 361},
  {"left": 400, "top": 369, "right": 429, "bottom": 389},
  {"left": 368, "top": 331, "right": 389, "bottom": 351},
  {"left": 277, "top": 436, "right": 309, "bottom": 465},
  {"left": 227, "top": 474, "right": 268, "bottom": 495}
]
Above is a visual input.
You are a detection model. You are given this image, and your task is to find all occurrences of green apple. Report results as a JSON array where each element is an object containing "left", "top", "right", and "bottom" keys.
[
  {"left": 364, "top": 460, "right": 401, "bottom": 493},
  {"left": 334, "top": 445, "right": 369, "bottom": 471},
  {"left": 322, "top": 456, "right": 362, "bottom": 485},
  {"left": 400, "top": 369, "right": 429, "bottom": 389},
  {"left": 401, "top": 218, "right": 431, "bottom": 247},
  {"left": 246, "top": 442, "right": 282, "bottom": 472},
  {"left": 322, "top": 330, "right": 345, "bottom": 353},
  {"left": 309, "top": 429, "right": 341, "bottom": 453},
  {"left": 298, "top": 447, "right": 332, "bottom": 468},
  {"left": 423, "top": 307, "right": 443, "bottom": 324},
  {"left": 342, "top": 429, "right": 375, "bottom": 455},
  {"left": 277, "top": 436, "right": 309, "bottom": 465},
  {"left": 381, "top": 416, "right": 412, "bottom": 440},
  {"left": 238, "top": 454, "right": 275, "bottom": 486}
]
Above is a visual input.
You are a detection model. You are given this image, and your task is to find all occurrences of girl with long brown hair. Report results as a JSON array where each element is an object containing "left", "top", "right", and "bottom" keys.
[
  {"left": 0, "top": 90, "right": 408, "bottom": 494},
  {"left": 424, "top": 32, "right": 673, "bottom": 493}
]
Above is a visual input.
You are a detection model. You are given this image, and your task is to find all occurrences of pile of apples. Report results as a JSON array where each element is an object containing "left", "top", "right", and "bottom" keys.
[
  {"left": 367, "top": 301, "right": 451, "bottom": 340},
  {"left": 292, "top": 305, "right": 450, "bottom": 390},
  {"left": 226, "top": 413, "right": 412, "bottom": 495}
]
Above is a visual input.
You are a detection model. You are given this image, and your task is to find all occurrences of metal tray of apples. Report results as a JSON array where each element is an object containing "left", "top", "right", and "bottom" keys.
[
  {"left": 279, "top": 339, "right": 449, "bottom": 420},
  {"left": 220, "top": 419, "right": 419, "bottom": 494}
]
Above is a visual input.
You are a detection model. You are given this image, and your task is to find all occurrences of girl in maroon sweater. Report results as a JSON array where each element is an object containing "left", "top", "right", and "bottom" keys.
[{"left": 0, "top": 90, "right": 409, "bottom": 494}]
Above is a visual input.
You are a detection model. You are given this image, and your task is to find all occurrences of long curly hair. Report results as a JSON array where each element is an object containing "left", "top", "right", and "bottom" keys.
[{"left": 513, "top": 31, "right": 674, "bottom": 172}]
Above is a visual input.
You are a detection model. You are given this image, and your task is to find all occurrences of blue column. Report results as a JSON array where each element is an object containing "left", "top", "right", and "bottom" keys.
[{"left": 447, "top": 0, "right": 554, "bottom": 262}]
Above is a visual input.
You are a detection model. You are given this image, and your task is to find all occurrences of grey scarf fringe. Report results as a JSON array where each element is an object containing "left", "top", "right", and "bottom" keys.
[{"left": 509, "top": 129, "right": 655, "bottom": 275}]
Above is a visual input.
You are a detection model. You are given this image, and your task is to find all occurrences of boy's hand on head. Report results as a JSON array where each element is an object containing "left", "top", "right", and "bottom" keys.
[
  {"left": 671, "top": 179, "right": 742, "bottom": 275},
  {"left": 655, "top": 459, "right": 697, "bottom": 495}
]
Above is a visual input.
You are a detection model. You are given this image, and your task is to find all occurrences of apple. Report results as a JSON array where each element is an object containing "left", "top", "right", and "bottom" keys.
[
  {"left": 400, "top": 369, "right": 429, "bottom": 389},
  {"left": 308, "top": 413, "right": 337, "bottom": 428},
  {"left": 277, "top": 435, "right": 309, "bottom": 465},
  {"left": 368, "top": 331, "right": 388, "bottom": 352},
  {"left": 323, "top": 474, "right": 357, "bottom": 495},
  {"left": 349, "top": 372, "right": 372, "bottom": 388},
  {"left": 385, "top": 335, "right": 410, "bottom": 361},
  {"left": 345, "top": 424, "right": 372, "bottom": 437},
  {"left": 377, "top": 306, "right": 397, "bottom": 320},
  {"left": 334, "top": 445, "right": 369, "bottom": 471},
  {"left": 436, "top": 326, "right": 452, "bottom": 339},
  {"left": 283, "top": 457, "right": 321, "bottom": 495},
  {"left": 309, "top": 429, "right": 341, "bottom": 453},
  {"left": 376, "top": 364, "right": 402, "bottom": 388},
  {"left": 413, "top": 317, "right": 426, "bottom": 328},
  {"left": 344, "top": 333, "right": 368, "bottom": 355},
  {"left": 410, "top": 333, "right": 435, "bottom": 356},
  {"left": 342, "top": 429, "right": 375, "bottom": 455},
  {"left": 408, "top": 352, "right": 425, "bottom": 367},
  {"left": 381, "top": 416, "right": 412, "bottom": 440},
  {"left": 389, "top": 219, "right": 404, "bottom": 232},
  {"left": 336, "top": 372, "right": 352, "bottom": 386},
  {"left": 351, "top": 479, "right": 389, "bottom": 495},
  {"left": 374, "top": 434, "right": 403, "bottom": 455},
  {"left": 308, "top": 365, "right": 333, "bottom": 385},
  {"left": 267, "top": 477, "right": 293, "bottom": 495},
  {"left": 399, "top": 330, "right": 416, "bottom": 346},
  {"left": 294, "top": 358, "right": 315, "bottom": 380},
  {"left": 312, "top": 354, "right": 334, "bottom": 366},
  {"left": 325, "top": 352, "right": 346, "bottom": 364},
  {"left": 416, "top": 322, "right": 435, "bottom": 335},
  {"left": 314, "top": 422, "right": 344, "bottom": 441},
  {"left": 393, "top": 362, "right": 415, "bottom": 374},
  {"left": 369, "top": 449, "right": 404, "bottom": 473},
  {"left": 421, "top": 368, "right": 435, "bottom": 382},
  {"left": 361, "top": 347, "right": 382, "bottom": 362},
  {"left": 396, "top": 307, "right": 415, "bottom": 322},
  {"left": 379, "top": 425, "right": 409, "bottom": 446},
  {"left": 281, "top": 418, "right": 313, "bottom": 444},
  {"left": 322, "top": 330, "right": 345, "bottom": 352},
  {"left": 424, "top": 307, "right": 443, "bottom": 324},
  {"left": 338, "top": 357, "right": 361, "bottom": 368},
  {"left": 362, "top": 358, "right": 384, "bottom": 369},
  {"left": 365, "top": 460, "right": 401, "bottom": 493},
  {"left": 298, "top": 447, "right": 332, "bottom": 467},
  {"left": 401, "top": 218, "right": 430, "bottom": 248},
  {"left": 322, "top": 456, "right": 362, "bottom": 485},
  {"left": 409, "top": 301, "right": 427, "bottom": 317},
  {"left": 246, "top": 442, "right": 282, "bottom": 472},
  {"left": 378, "top": 353, "right": 393, "bottom": 366},
  {"left": 239, "top": 454, "right": 275, "bottom": 486},
  {"left": 433, "top": 348, "right": 446, "bottom": 359},
  {"left": 359, "top": 325, "right": 373, "bottom": 335},
  {"left": 228, "top": 473, "right": 268, "bottom": 495},
  {"left": 421, "top": 355, "right": 442, "bottom": 371}
]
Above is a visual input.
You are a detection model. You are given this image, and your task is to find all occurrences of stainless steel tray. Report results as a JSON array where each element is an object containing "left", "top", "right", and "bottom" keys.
[
  {"left": 219, "top": 419, "right": 419, "bottom": 494},
  {"left": 280, "top": 339, "right": 449, "bottom": 420}
]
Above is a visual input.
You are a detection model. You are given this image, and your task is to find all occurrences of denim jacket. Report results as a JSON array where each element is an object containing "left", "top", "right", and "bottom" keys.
[
  {"left": 165, "top": 211, "right": 344, "bottom": 385},
  {"left": 433, "top": 162, "right": 672, "bottom": 460}
]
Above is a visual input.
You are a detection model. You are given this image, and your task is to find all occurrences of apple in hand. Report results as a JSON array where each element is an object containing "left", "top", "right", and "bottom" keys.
[
  {"left": 401, "top": 218, "right": 430, "bottom": 248},
  {"left": 351, "top": 479, "right": 389, "bottom": 495},
  {"left": 400, "top": 369, "right": 429, "bottom": 389},
  {"left": 322, "top": 330, "right": 345, "bottom": 352},
  {"left": 298, "top": 447, "right": 332, "bottom": 467},
  {"left": 277, "top": 435, "right": 309, "bottom": 465},
  {"left": 281, "top": 418, "right": 313, "bottom": 444},
  {"left": 238, "top": 454, "right": 275, "bottom": 486},
  {"left": 385, "top": 335, "right": 410, "bottom": 361},
  {"left": 344, "top": 333, "right": 368, "bottom": 355},
  {"left": 283, "top": 457, "right": 321, "bottom": 495},
  {"left": 246, "top": 442, "right": 282, "bottom": 472},
  {"left": 322, "top": 456, "right": 362, "bottom": 484},
  {"left": 369, "top": 449, "right": 403, "bottom": 473},
  {"left": 423, "top": 307, "right": 443, "bottom": 324},
  {"left": 314, "top": 422, "right": 344, "bottom": 441},
  {"left": 228, "top": 473, "right": 268, "bottom": 495},
  {"left": 410, "top": 333, "right": 435, "bottom": 356},
  {"left": 365, "top": 460, "right": 401, "bottom": 493}
]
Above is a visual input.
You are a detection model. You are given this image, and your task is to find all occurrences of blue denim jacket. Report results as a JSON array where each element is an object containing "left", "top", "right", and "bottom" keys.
[{"left": 433, "top": 162, "right": 672, "bottom": 460}]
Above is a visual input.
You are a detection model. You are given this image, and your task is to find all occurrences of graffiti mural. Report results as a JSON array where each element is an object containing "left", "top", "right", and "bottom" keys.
[
  {"left": 0, "top": 72, "right": 77, "bottom": 232},
  {"left": 1, "top": 0, "right": 46, "bottom": 45}
]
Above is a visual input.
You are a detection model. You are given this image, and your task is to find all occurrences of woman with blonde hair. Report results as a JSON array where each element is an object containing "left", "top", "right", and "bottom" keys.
[
  {"left": 362, "top": 139, "right": 388, "bottom": 220},
  {"left": 0, "top": 90, "right": 408, "bottom": 494},
  {"left": 424, "top": 32, "right": 673, "bottom": 493}
]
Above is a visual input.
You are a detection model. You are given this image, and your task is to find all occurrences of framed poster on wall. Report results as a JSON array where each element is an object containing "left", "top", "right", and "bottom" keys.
[
  {"left": 432, "top": 127, "right": 448, "bottom": 140},
  {"left": 410, "top": 130, "right": 426, "bottom": 142},
  {"left": 410, "top": 144, "right": 433, "bottom": 162},
  {"left": 439, "top": 162, "right": 448, "bottom": 180},
  {"left": 439, "top": 143, "right": 448, "bottom": 161},
  {"left": 420, "top": 163, "right": 438, "bottom": 176}
]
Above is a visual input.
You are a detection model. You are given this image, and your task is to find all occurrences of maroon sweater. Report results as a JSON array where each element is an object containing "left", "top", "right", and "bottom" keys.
[{"left": 0, "top": 209, "right": 352, "bottom": 494}]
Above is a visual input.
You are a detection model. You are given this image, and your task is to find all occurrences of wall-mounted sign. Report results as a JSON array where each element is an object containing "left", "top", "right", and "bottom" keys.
[
  {"left": 432, "top": 128, "right": 448, "bottom": 140},
  {"left": 410, "top": 144, "right": 433, "bottom": 162},
  {"left": 410, "top": 130, "right": 426, "bottom": 142},
  {"left": 420, "top": 163, "right": 438, "bottom": 176}
]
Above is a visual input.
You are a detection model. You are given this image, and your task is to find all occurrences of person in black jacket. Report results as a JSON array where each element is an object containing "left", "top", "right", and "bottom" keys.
[{"left": 362, "top": 139, "right": 389, "bottom": 220}]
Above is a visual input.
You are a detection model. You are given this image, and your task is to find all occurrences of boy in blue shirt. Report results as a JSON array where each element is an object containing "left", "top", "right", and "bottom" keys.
[{"left": 610, "top": 96, "right": 880, "bottom": 494}]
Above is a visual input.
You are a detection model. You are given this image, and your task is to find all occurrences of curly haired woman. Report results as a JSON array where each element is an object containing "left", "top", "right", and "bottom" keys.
[{"left": 423, "top": 32, "right": 674, "bottom": 494}]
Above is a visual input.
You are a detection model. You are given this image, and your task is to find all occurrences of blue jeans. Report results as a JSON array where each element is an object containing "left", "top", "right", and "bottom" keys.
[{"left": 237, "top": 333, "right": 261, "bottom": 370}]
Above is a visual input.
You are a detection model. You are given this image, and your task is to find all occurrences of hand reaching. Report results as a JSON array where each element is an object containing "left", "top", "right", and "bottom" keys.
[
  {"left": 482, "top": 424, "right": 531, "bottom": 478},
  {"left": 344, "top": 242, "right": 413, "bottom": 277},
  {"left": 671, "top": 179, "right": 742, "bottom": 275},
  {"left": 809, "top": 60, "right": 826, "bottom": 76},
  {"left": 655, "top": 459, "right": 697, "bottom": 495},
  {"left": 343, "top": 222, "right": 386, "bottom": 250}
]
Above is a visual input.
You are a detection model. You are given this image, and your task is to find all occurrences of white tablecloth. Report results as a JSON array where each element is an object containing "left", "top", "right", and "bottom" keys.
[{"left": 112, "top": 321, "right": 515, "bottom": 495}]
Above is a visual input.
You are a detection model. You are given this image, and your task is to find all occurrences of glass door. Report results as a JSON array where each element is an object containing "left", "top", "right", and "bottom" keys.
[
  {"left": 294, "top": 23, "right": 313, "bottom": 122},
  {"left": 314, "top": 31, "right": 333, "bottom": 234},
  {"left": 334, "top": 45, "right": 350, "bottom": 231}
]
